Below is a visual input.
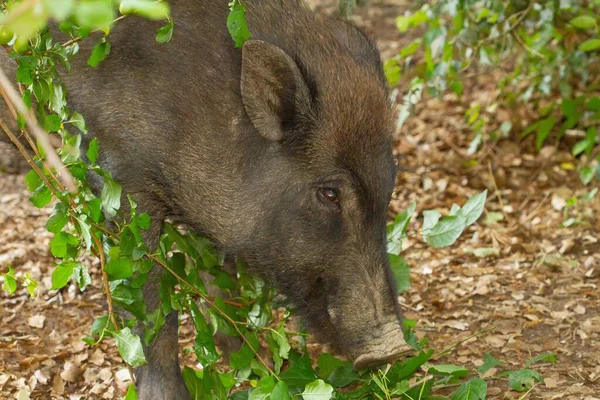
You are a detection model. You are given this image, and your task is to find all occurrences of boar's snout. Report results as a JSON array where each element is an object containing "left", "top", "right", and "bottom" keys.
[{"left": 352, "top": 325, "right": 412, "bottom": 369}]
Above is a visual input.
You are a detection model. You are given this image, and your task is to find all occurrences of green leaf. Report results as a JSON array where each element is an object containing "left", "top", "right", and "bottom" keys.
[
  {"left": 387, "top": 201, "right": 416, "bottom": 255},
  {"left": 25, "top": 169, "right": 43, "bottom": 192},
  {"left": 421, "top": 209, "right": 441, "bottom": 234},
  {"left": 182, "top": 366, "right": 204, "bottom": 400},
  {"left": 280, "top": 355, "right": 318, "bottom": 391},
  {"left": 51, "top": 261, "right": 77, "bottom": 289},
  {"left": 429, "top": 364, "right": 470, "bottom": 378},
  {"left": 29, "top": 185, "right": 53, "bottom": 208},
  {"left": 43, "top": 0, "right": 75, "bottom": 20},
  {"left": 451, "top": 378, "right": 487, "bottom": 400},
  {"left": 1, "top": 268, "right": 17, "bottom": 294},
  {"left": 536, "top": 116, "right": 556, "bottom": 149},
  {"left": 114, "top": 327, "right": 147, "bottom": 367},
  {"left": 88, "top": 38, "right": 111, "bottom": 68},
  {"left": 49, "top": 232, "right": 78, "bottom": 258},
  {"left": 227, "top": 1, "right": 252, "bottom": 48},
  {"left": 69, "top": 112, "right": 88, "bottom": 134},
  {"left": 302, "top": 379, "right": 333, "bottom": 400},
  {"left": 579, "top": 38, "right": 600, "bottom": 52},
  {"left": 389, "top": 350, "right": 434, "bottom": 382},
  {"left": 570, "top": 15, "right": 597, "bottom": 29},
  {"left": 72, "top": 264, "right": 92, "bottom": 289},
  {"left": 156, "top": 21, "right": 174, "bottom": 43},
  {"left": 425, "top": 215, "right": 466, "bottom": 248},
  {"left": 525, "top": 353, "right": 557, "bottom": 367},
  {"left": 383, "top": 58, "right": 401, "bottom": 86},
  {"left": 507, "top": 369, "right": 544, "bottom": 392},
  {"left": 101, "top": 175, "right": 122, "bottom": 217},
  {"left": 75, "top": 0, "right": 115, "bottom": 30},
  {"left": 119, "top": 0, "right": 170, "bottom": 20},
  {"left": 580, "top": 166, "right": 595, "bottom": 185},
  {"left": 327, "top": 364, "right": 359, "bottom": 388},
  {"left": 389, "top": 254, "right": 411, "bottom": 293},
  {"left": 317, "top": 353, "right": 344, "bottom": 381},
  {"left": 459, "top": 190, "right": 487, "bottom": 226},
  {"left": 87, "top": 138, "right": 99, "bottom": 164},
  {"left": 476, "top": 353, "right": 502, "bottom": 374},
  {"left": 271, "top": 381, "right": 291, "bottom": 400},
  {"left": 124, "top": 383, "right": 138, "bottom": 400},
  {"left": 105, "top": 254, "right": 134, "bottom": 280},
  {"left": 339, "top": 0, "right": 357, "bottom": 18},
  {"left": 271, "top": 325, "right": 291, "bottom": 359},
  {"left": 46, "top": 209, "right": 68, "bottom": 233}
]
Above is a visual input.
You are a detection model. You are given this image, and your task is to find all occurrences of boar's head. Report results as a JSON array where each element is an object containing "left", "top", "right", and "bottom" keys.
[{"left": 234, "top": 18, "right": 411, "bottom": 369}]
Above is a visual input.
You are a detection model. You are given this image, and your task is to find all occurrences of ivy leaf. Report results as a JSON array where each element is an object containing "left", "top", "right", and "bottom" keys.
[
  {"left": 302, "top": 379, "right": 333, "bottom": 400},
  {"left": 156, "top": 21, "right": 174, "bottom": 43},
  {"left": 227, "top": 1, "right": 252, "bottom": 48},
  {"left": 507, "top": 369, "right": 544, "bottom": 392},
  {"left": 88, "top": 38, "right": 111, "bottom": 68},
  {"left": 451, "top": 378, "right": 487, "bottom": 400},
  {"left": 114, "top": 327, "right": 147, "bottom": 367},
  {"left": 389, "top": 254, "right": 411, "bottom": 293},
  {"left": 476, "top": 352, "right": 502, "bottom": 374},
  {"left": 51, "top": 261, "right": 77, "bottom": 290}
]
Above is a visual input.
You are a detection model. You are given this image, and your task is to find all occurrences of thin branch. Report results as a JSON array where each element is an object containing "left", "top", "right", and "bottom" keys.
[
  {"left": 61, "top": 15, "right": 128, "bottom": 48},
  {"left": 0, "top": 66, "right": 77, "bottom": 192},
  {"left": 147, "top": 252, "right": 277, "bottom": 377},
  {"left": 91, "top": 232, "right": 136, "bottom": 383}
]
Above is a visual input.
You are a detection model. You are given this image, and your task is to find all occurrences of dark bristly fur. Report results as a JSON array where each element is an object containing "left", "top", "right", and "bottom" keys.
[{"left": 0, "top": 0, "right": 413, "bottom": 398}]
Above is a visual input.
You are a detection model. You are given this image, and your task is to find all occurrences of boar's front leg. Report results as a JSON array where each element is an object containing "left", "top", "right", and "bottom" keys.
[{"left": 125, "top": 197, "right": 191, "bottom": 400}]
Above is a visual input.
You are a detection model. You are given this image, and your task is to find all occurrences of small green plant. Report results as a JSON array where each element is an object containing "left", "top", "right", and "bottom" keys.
[{"left": 384, "top": 0, "right": 600, "bottom": 186}]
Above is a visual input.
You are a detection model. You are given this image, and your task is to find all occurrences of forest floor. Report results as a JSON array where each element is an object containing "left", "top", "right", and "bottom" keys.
[{"left": 1, "top": 1, "right": 599, "bottom": 399}]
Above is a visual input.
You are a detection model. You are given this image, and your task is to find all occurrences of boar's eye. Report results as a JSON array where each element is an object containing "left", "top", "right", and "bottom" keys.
[{"left": 318, "top": 187, "right": 341, "bottom": 208}]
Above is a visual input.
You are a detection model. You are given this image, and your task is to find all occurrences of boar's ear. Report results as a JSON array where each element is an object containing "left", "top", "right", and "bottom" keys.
[
  {"left": 241, "top": 40, "right": 311, "bottom": 142},
  {"left": 328, "top": 19, "right": 385, "bottom": 84}
]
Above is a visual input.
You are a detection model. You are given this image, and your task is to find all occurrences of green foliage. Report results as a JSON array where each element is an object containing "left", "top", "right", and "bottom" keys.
[
  {"left": 227, "top": 0, "right": 251, "bottom": 48},
  {"left": 0, "top": 1, "right": 553, "bottom": 399},
  {"left": 386, "top": 0, "right": 600, "bottom": 185}
]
